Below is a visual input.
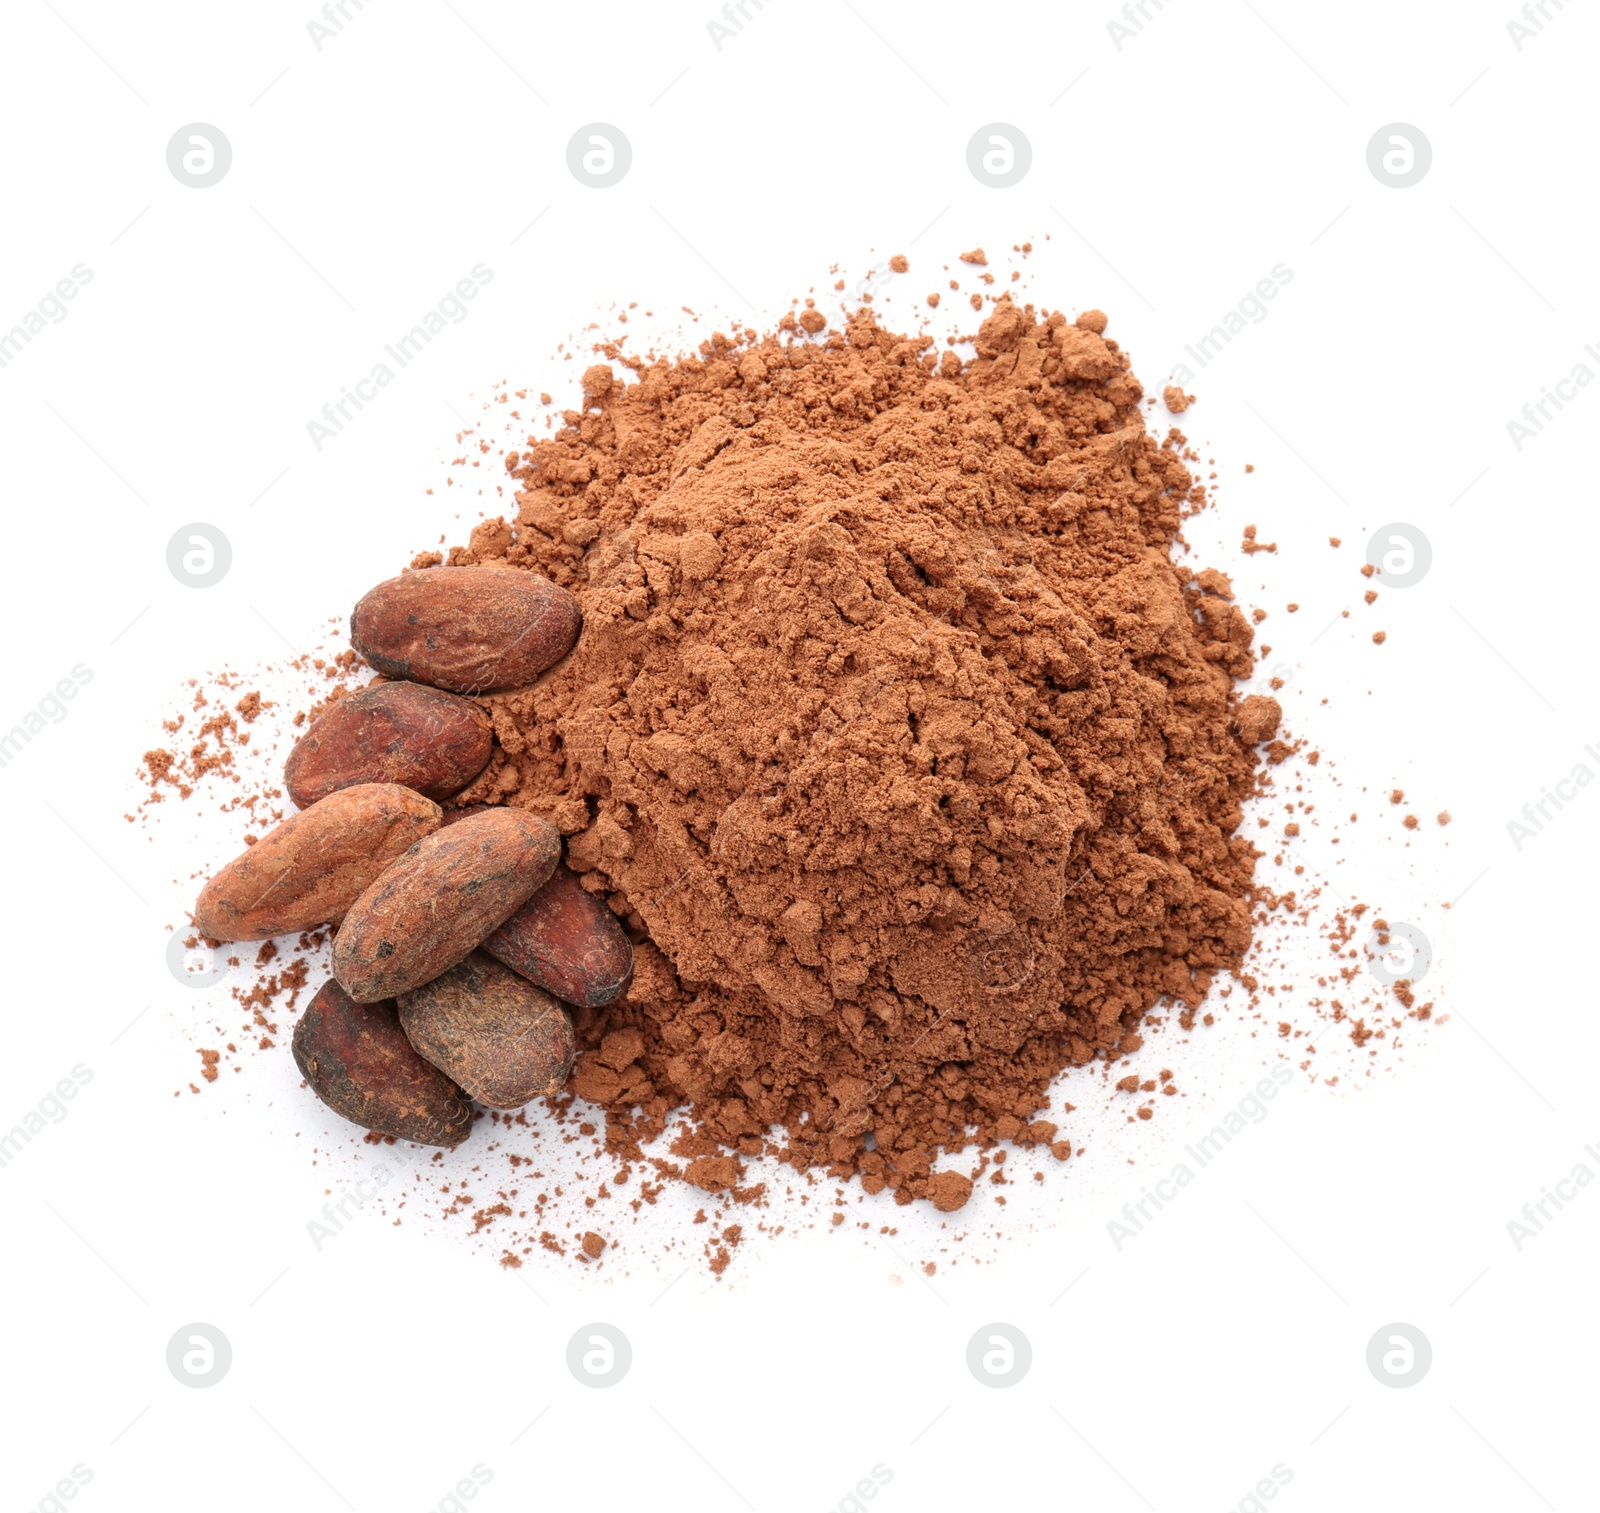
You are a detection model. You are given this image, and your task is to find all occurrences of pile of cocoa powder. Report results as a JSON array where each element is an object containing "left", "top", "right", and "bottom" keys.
[
  {"left": 376, "top": 291, "right": 1285, "bottom": 1214},
  {"left": 144, "top": 268, "right": 1448, "bottom": 1267}
]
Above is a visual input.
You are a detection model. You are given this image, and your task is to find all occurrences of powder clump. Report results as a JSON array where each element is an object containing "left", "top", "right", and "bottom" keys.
[{"left": 384, "top": 297, "right": 1271, "bottom": 1207}]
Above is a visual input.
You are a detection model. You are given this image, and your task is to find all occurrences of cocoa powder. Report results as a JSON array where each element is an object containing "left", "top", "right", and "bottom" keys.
[
  {"left": 151, "top": 265, "right": 1449, "bottom": 1264},
  {"left": 424, "top": 295, "right": 1278, "bottom": 1208}
]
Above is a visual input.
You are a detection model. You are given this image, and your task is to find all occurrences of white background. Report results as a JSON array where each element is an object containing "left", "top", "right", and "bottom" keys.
[{"left": 2, "top": 1, "right": 1596, "bottom": 1509}]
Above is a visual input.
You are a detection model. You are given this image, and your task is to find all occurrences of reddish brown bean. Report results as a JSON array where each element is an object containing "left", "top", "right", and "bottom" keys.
[
  {"left": 331, "top": 808, "right": 561, "bottom": 1002},
  {"left": 483, "top": 866, "right": 635, "bottom": 1008},
  {"left": 292, "top": 978, "right": 472, "bottom": 1147},
  {"left": 284, "top": 682, "right": 493, "bottom": 808},
  {"left": 350, "top": 566, "right": 581, "bottom": 694},
  {"left": 398, "top": 951, "right": 577, "bottom": 1108},
  {"left": 194, "top": 784, "right": 440, "bottom": 942}
]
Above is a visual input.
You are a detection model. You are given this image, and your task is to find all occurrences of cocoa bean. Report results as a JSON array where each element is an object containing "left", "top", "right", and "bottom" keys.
[
  {"left": 292, "top": 978, "right": 472, "bottom": 1147},
  {"left": 194, "top": 783, "right": 440, "bottom": 942},
  {"left": 331, "top": 808, "right": 560, "bottom": 1002},
  {"left": 483, "top": 866, "right": 634, "bottom": 1008},
  {"left": 284, "top": 682, "right": 493, "bottom": 807},
  {"left": 350, "top": 566, "right": 581, "bottom": 694},
  {"left": 398, "top": 951, "right": 577, "bottom": 1108}
]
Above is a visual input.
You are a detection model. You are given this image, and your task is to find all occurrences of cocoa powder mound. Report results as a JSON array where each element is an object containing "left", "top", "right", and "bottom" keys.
[{"left": 422, "top": 296, "right": 1277, "bottom": 1209}]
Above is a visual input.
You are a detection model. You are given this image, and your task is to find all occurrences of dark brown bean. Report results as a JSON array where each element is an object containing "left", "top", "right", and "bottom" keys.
[
  {"left": 350, "top": 566, "right": 581, "bottom": 694},
  {"left": 194, "top": 784, "right": 440, "bottom": 942},
  {"left": 292, "top": 978, "right": 472, "bottom": 1147},
  {"left": 331, "top": 808, "right": 561, "bottom": 1002},
  {"left": 398, "top": 951, "right": 577, "bottom": 1108},
  {"left": 284, "top": 682, "right": 493, "bottom": 808},
  {"left": 483, "top": 866, "right": 634, "bottom": 1008}
]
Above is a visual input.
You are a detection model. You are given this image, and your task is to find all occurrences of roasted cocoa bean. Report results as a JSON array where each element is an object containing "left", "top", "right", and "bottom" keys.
[
  {"left": 398, "top": 951, "right": 577, "bottom": 1108},
  {"left": 284, "top": 682, "right": 493, "bottom": 807},
  {"left": 292, "top": 978, "right": 472, "bottom": 1147},
  {"left": 194, "top": 783, "right": 440, "bottom": 942},
  {"left": 483, "top": 866, "right": 634, "bottom": 1008},
  {"left": 350, "top": 566, "right": 580, "bottom": 694},
  {"left": 331, "top": 808, "right": 560, "bottom": 1001}
]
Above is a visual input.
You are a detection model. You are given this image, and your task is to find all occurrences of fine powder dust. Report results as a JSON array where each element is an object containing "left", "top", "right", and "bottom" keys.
[{"left": 413, "top": 295, "right": 1286, "bottom": 1211}]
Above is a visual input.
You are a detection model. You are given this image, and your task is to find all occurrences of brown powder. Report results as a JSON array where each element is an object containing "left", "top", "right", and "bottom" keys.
[
  {"left": 152, "top": 259, "right": 1451, "bottom": 1271},
  {"left": 420, "top": 296, "right": 1277, "bottom": 1209}
]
